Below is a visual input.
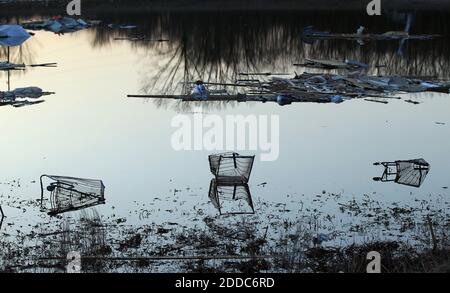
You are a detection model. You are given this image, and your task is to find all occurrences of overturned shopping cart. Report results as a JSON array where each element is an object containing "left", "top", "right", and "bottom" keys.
[
  {"left": 209, "top": 152, "right": 255, "bottom": 184},
  {"left": 40, "top": 175, "right": 106, "bottom": 216},
  {"left": 373, "top": 159, "right": 430, "bottom": 188}
]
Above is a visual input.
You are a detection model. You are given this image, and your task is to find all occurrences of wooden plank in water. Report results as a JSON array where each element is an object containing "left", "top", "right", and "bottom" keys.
[
  {"left": 128, "top": 94, "right": 250, "bottom": 101},
  {"left": 364, "top": 98, "right": 388, "bottom": 104},
  {"left": 304, "top": 33, "right": 440, "bottom": 41},
  {"left": 127, "top": 94, "right": 277, "bottom": 102}
]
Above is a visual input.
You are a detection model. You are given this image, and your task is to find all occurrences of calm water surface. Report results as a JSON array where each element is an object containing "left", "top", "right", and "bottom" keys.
[{"left": 1, "top": 11, "right": 449, "bottom": 238}]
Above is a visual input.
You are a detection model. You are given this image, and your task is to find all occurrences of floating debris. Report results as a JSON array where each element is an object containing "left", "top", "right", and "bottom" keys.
[
  {"left": 0, "top": 87, "right": 54, "bottom": 107},
  {"left": 294, "top": 58, "right": 368, "bottom": 71},
  {"left": 39, "top": 175, "right": 106, "bottom": 216},
  {"left": 208, "top": 179, "right": 254, "bottom": 215},
  {"left": 373, "top": 159, "right": 430, "bottom": 188},
  {"left": 365, "top": 98, "right": 388, "bottom": 104},
  {"left": 1, "top": 26, "right": 50, "bottom": 102},
  {"left": 108, "top": 24, "right": 137, "bottom": 30},
  {"left": 405, "top": 99, "right": 420, "bottom": 104},
  {"left": 0, "top": 87, "right": 54, "bottom": 99},
  {"left": 0, "top": 61, "right": 57, "bottom": 71},
  {"left": 293, "top": 73, "right": 450, "bottom": 95},
  {"left": 209, "top": 152, "right": 255, "bottom": 184},
  {"left": 239, "top": 72, "right": 291, "bottom": 76},
  {"left": 313, "top": 233, "right": 330, "bottom": 246},
  {"left": 191, "top": 80, "right": 208, "bottom": 100},
  {"left": 22, "top": 17, "right": 95, "bottom": 34},
  {"left": 0, "top": 99, "right": 45, "bottom": 108},
  {"left": 302, "top": 25, "right": 440, "bottom": 43},
  {"left": 128, "top": 72, "right": 450, "bottom": 106},
  {"left": 114, "top": 37, "right": 169, "bottom": 42},
  {"left": 0, "top": 25, "right": 31, "bottom": 46},
  {"left": 0, "top": 61, "right": 25, "bottom": 71}
]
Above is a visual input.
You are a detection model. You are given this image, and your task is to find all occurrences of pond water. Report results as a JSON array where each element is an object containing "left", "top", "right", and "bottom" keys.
[{"left": 1, "top": 10, "right": 450, "bottom": 269}]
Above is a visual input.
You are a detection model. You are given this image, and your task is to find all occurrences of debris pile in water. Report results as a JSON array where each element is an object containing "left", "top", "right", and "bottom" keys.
[
  {"left": 22, "top": 17, "right": 98, "bottom": 34},
  {"left": 128, "top": 71, "right": 450, "bottom": 106},
  {"left": 0, "top": 87, "right": 54, "bottom": 107},
  {"left": 301, "top": 25, "right": 440, "bottom": 43}
]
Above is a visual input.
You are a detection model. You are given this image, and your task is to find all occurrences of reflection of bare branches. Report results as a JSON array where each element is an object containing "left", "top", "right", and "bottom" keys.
[
  {"left": 1, "top": 46, "right": 27, "bottom": 63},
  {"left": 92, "top": 11, "right": 450, "bottom": 111},
  {"left": 3, "top": 11, "right": 449, "bottom": 110},
  {"left": 1, "top": 15, "right": 38, "bottom": 71},
  {"left": 0, "top": 44, "right": 36, "bottom": 82},
  {"left": 303, "top": 38, "right": 450, "bottom": 78},
  {"left": 134, "top": 12, "right": 304, "bottom": 111},
  {"left": 173, "top": 100, "right": 238, "bottom": 112}
]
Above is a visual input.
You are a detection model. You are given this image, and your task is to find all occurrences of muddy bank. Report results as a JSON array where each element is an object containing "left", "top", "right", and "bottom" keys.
[{"left": 1, "top": 186, "right": 449, "bottom": 273}]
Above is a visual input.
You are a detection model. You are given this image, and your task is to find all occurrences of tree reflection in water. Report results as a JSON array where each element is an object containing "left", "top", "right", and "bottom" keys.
[{"left": 86, "top": 10, "right": 450, "bottom": 110}]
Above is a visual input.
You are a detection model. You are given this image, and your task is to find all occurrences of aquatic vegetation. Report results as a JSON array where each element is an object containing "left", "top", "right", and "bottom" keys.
[{"left": 1, "top": 184, "right": 449, "bottom": 272}]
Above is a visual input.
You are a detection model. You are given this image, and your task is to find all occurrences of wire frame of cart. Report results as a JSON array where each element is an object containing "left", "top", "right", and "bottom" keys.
[
  {"left": 209, "top": 152, "right": 255, "bottom": 183},
  {"left": 373, "top": 159, "right": 430, "bottom": 188},
  {"left": 40, "top": 175, "right": 106, "bottom": 216},
  {"left": 208, "top": 152, "right": 255, "bottom": 215},
  {"left": 0, "top": 205, "right": 4, "bottom": 230},
  {"left": 208, "top": 179, "right": 255, "bottom": 215}
]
